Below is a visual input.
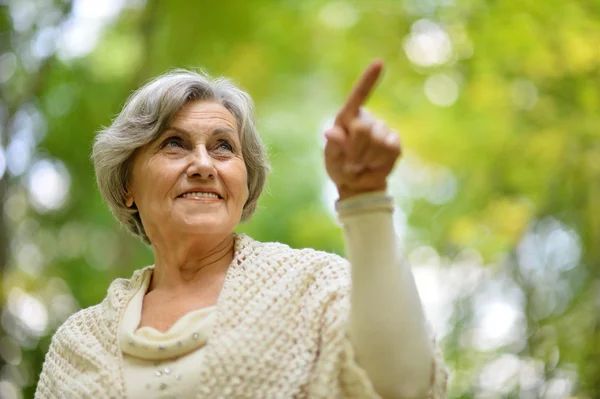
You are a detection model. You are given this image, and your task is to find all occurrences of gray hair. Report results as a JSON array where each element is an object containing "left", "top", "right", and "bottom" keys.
[{"left": 92, "top": 69, "right": 271, "bottom": 244}]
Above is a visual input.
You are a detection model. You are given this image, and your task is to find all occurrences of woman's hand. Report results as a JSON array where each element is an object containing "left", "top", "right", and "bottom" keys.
[{"left": 324, "top": 60, "right": 402, "bottom": 201}]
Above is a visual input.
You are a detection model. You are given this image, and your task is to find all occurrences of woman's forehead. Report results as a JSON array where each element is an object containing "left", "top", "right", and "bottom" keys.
[{"left": 171, "top": 101, "right": 237, "bottom": 129}]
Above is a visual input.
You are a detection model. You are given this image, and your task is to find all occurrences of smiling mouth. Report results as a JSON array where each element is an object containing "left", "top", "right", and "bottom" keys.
[{"left": 179, "top": 192, "right": 223, "bottom": 200}]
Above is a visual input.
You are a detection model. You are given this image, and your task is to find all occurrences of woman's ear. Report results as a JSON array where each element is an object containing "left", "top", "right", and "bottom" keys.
[{"left": 125, "top": 192, "right": 135, "bottom": 208}]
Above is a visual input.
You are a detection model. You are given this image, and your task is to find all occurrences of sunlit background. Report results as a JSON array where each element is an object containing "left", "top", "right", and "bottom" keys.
[{"left": 1, "top": 0, "right": 599, "bottom": 398}]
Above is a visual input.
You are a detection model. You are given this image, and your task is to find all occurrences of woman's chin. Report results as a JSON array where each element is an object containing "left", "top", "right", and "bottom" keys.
[{"left": 174, "top": 216, "right": 234, "bottom": 235}]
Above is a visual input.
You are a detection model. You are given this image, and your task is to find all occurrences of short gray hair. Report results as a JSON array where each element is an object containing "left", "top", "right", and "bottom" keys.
[{"left": 92, "top": 69, "right": 270, "bottom": 244}]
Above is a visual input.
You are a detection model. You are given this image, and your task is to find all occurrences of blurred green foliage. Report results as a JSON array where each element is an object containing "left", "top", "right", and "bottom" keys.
[{"left": 1, "top": 0, "right": 599, "bottom": 398}]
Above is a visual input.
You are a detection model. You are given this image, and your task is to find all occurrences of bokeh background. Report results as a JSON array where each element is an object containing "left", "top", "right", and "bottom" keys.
[{"left": 1, "top": 0, "right": 599, "bottom": 398}]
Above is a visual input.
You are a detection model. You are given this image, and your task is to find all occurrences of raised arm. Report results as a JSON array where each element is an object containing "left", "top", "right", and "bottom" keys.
[{"left": 324, "top": 61, "right": 445, "bottom": 399}]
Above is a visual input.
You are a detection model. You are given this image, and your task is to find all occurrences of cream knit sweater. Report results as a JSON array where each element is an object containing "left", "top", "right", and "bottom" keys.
[{"left": 35, "top": 233, "right": 447, "bottom": 398}]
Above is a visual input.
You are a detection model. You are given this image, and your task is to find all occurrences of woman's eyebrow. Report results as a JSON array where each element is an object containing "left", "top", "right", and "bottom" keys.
[
  {"left": 211, "top": 127, "right": 237, "bottom": 137},
  {"left": 163, "top": 126, "right": 236, "bottom": 137},
  {"left": 163, "top": 126, "right": 191, "bottom": 137}
]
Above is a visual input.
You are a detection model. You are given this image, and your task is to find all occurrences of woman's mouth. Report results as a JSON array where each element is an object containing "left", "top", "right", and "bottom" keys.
[{"left": 179, "top": 192, "right": 222, "bottom": 200}]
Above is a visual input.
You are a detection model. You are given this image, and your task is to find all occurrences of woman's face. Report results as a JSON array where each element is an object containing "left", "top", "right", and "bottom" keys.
[{"left": 126, "top": 101, "right": 249, "bottom": 243}]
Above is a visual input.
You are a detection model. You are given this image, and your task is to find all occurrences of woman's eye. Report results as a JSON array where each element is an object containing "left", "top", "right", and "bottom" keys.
[
  {"left": 218, "top": 140, "right": 234, "bottom": 152},
  {"left": 163, "top": 137, "right": 183, "bottom": 149}
]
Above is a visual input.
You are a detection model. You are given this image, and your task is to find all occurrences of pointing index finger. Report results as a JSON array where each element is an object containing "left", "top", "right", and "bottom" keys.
[{"left": 336, "top": 60, "right": 384, "bottom": 126}]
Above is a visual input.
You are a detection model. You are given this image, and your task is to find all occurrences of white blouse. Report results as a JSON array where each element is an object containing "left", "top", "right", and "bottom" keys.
[{"left": 119, "top": 272, "right": 216, "bottom": 398}]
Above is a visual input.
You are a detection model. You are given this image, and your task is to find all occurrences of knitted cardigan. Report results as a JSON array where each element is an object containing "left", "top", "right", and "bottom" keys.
[{"left": 35, "top": 233, "right": 448, "bottom": 398}]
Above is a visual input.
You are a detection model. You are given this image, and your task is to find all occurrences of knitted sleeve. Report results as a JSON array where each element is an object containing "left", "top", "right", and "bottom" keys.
[
  {"left": 307, "top": 286, "right": 380, "bottom": 399},
  {"left": 35, "top": 330, "right": 63, "bottom": 398},
  {"left": 34, "top": 300, "right": 126, "bottom": 399},
  {"left": 35, "top": 322, "right": 99, "bottom": 398},
  {"left": 307, "top": 256, "right": 448, "bottom": 399}
]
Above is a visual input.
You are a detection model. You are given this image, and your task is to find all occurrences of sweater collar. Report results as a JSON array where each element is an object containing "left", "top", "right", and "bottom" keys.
[{"left": 104, "top": 233, "right": 255, "bottom": 321}]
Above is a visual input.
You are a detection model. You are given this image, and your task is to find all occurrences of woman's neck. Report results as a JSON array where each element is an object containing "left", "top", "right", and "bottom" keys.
[{"left": 149, "top": 233, "right": 235, "bottom": 292}]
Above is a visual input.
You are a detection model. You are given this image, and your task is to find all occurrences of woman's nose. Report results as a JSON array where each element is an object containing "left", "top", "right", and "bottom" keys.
[{"left": 186, "top": 146, "right": 215, "bottom": 179}]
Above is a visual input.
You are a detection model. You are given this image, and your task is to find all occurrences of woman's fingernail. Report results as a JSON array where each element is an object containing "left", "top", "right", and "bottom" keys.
[
  {"left": 345, "top": 163, "right": 362, "bottom": 174},
  {"left": 324, "top": 129, "right": 337, "bottom": 140},
  {"left": 359, "top": 110, "right": 375, "bottom": 126}
]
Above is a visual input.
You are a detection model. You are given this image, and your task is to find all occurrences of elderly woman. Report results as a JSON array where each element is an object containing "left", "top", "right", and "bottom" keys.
[{"left": 35, "top": 61, "right": 447, "bottom": 398}]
